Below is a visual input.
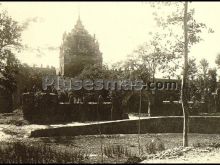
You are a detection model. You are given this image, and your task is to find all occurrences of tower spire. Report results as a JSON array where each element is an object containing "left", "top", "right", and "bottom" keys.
[{"left": 77, "top": 3, "right": 81, "bottom": 21}]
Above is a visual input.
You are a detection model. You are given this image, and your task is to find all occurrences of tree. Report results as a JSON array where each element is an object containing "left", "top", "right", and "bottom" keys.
[
  {"left": 199, "top": 58, "right": 209, "bottom": 80},
  {"left": 75, "top": 64, "right": 111, "bottom": 101},
  {"left": 0, "top": 50, "right": 20, "bottom": 93},
  {"left": 187, "top": 57, "right": 199, "bottom": 101},
  {"left": 0, "top": 10, "right": 23, "bottom": 94},
  {"left": 198, "top": 58, "right": 209, "bottom": 94},
  {"left": 183, "top": 56, "right": 198, "bottom": 101},
  {"left": 207, "top": 68, "right": 217, "bottom": 93},
  {"left": 0, "top": 11, "right": 22, "bottom": 52},
  {"left": 188, "top": 57, "right": 198, "bottom": 81},
  {"left": 182, "top": 1, "right": 189, "bottom": 147},
  {"left": 215, "top": 53, "right": 220, "bottom": 69},
  {"left": 17, "top": 63, "right": 56, "bottom": 92},
  {"left": 151, "top": 1, "right": 213, "bottom": 147},
  {"left": 132, "top": 31, "right": 181, "bottom": 81}
]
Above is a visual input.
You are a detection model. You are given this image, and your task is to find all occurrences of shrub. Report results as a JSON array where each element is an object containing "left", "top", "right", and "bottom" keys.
[
  {"left": 193, "top": 142, "right": 202, "bottom": 148},
  {"left": 103, "top": 144, "right": 132, "bottom": 158},
  {"left": 208, "top": 142, "right": 220, "bottom": 148},
  {"left": 145, "top": 137, "right": 165, "bottom": 154},
  {"left": 193, "top": 142, "right": 220, "bottom": 148},
  {"left": 125, "top": 156, "right": 142, "bottom": 164},
  {"left": 0, "top": 141, "right": 89, "bottom": 163}
]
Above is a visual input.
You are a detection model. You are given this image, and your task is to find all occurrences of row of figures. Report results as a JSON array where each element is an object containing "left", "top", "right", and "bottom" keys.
[
  {"left": 204, "top": 88, "right": 220, "bottom": 113},
  {"left": 69, "top": 97, "right": 83, "bottom": 104},
  {"left": 190, "top": 88, "right": 220, "bottom": 113},
  {"left": 58, "top": 91, "right": 106, "bottom": 104},
  {"left": 22, "top": 85, "right": 127, "bottom": 122},
  {"left": 23, "top": 85, "right": 115, "bottom": 104}
]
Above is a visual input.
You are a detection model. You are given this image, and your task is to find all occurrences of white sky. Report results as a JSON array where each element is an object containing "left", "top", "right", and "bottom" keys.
[{"left": 1, "top": 2, "right": 220, "bottom": 73}]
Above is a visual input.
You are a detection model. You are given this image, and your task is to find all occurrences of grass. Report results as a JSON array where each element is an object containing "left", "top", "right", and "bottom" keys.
[
  {"left": 0, "top": 109, "right": 29, "bottom": 126},
  {"left": 2, "top": 110, "right": 220, "bottom": 163},
  {"left": 26, "top": 133, "right": 220, "bottom": 163},
  {"left": 103, "top": 144, "right": 133, "bottom": 158},
  {"left": 145, "top": 137, "right": 166, "bottom": 154},
  {"left": 0, "top": 141, "right": 89, "bottom": 163},
  {"left": 1, "top": 133, "right": 220, "bottom": 163}
]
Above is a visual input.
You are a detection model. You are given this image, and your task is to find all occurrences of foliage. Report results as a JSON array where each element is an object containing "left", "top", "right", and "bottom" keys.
[
  {"left": 151, "top": 2, "right": 213, "bottom": 67},
  {"left": 74, "top": 64, "right": 111, "bottom": 100},
  {"left": 145, "top": 137, "right": 165, "bottom": 154},
  {"left": 77, "top": 63, "right": 110, "bottom": 80},
  {"left": 150, "top": 1, "right": 214, "bottom": 147},
  {"left": 125, "top": 156, "right": 142, "bottom": 164},
  {"left": 188, "top": 57, "right": 198, "bottom": 80},
  {"left": 0, "top": 50, "right": 20, "bottom": 93},
  {"left": 196, "top": 58, "right": 210, "bottom": 96},
  {"left": 17, "top": 63, "right": 56, "bottom": 92},
  {"left": 215, "top": 53, "right": 220, "bottom": 68},
  {"left": 207, "top": 68, "right": 217, "bottom": 93},
  {"left": 0, "top": 10, "right": 23, "bottom": 52},
  {"left": 208, "top": 142, "right": 220, "bottom": 148},
  {"left": 152, "top": 2, "right": 213, "bottom": 47},
  {"left": 121, "top": 54, "right": 151, "bottom": 82},
  {"left": 0, "top": 9, "right": 23, "bottom": 93},
  {"left": 133, "top": 34, "right": 180, "bottom": 79},
  {"left": 0, "top": 141, "right": 89, "bottom": 163},
  {"left": 199, "top": 58, "right": 209, "bottom": 79},
  {"left": 103, "top": 144, "right": 133, "bottom": 158}
]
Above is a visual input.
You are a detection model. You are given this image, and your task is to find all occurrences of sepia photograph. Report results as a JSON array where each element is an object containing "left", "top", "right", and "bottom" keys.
[{"left": 1, "top": 1, "right": 220, "bottom": 163}]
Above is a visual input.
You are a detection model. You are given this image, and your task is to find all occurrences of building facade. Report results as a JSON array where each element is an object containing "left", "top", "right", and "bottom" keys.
[{"left": 59, "top": 17, "right": 102, "bottom": 77}]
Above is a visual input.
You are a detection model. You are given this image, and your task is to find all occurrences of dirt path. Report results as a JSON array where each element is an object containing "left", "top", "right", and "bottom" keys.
[
  {"left": 142, "top": 147, "right": 220, "bottom": 163},
  {"left": 0, "top": 111, "right": 148, "bottom": 142},
  {"left": 1, "top": 125, "right": 220, "bottom": 163},
  {"left": 0, "top": 124, "right": 49, "bottom": 141}
]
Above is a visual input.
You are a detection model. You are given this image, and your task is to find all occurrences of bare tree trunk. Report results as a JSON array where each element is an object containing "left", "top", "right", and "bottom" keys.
[
  {"left": 181, "top": 1, "right": 189, "bottom": 147},
  {"left": 138, "top": 89, "right": 142, "bottom": 156}
]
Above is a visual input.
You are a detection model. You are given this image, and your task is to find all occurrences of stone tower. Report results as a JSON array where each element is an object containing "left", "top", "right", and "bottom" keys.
[{"left": 59, "top": 16, "right": 102, "bottom": 77}]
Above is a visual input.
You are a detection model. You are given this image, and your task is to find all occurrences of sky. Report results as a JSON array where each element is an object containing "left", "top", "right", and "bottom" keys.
[{"left": 1, "top": 2, "right": 220, "bottom": 73}]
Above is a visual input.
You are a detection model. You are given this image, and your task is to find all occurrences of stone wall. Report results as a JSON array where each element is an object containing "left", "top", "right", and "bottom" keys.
[
  {"left": 0, "top": 87, "right": 13, "bottom": 113},
  {"left": 22, "top": 92, "right": 124, "bottom": 124},
  {"left": 31, "top": 116, "right": 220, "bottom": 137}
]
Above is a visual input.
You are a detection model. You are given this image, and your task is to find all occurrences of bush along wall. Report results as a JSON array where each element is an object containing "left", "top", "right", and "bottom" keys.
[{"left": 22, "top": 92, "right": 126, "bottom": 124}]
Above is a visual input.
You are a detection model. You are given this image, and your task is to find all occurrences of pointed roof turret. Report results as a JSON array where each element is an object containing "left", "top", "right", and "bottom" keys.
[
  {"left": 73, "top": 16, "right": 87, "bottom": 35},
  {"left": 60, "top": 14, "right": 103, "bottom": 77},
  {"left": 75, "top": 16, "right": 83, "bottom": 29}
]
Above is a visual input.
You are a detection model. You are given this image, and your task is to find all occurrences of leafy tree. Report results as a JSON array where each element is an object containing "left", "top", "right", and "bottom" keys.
[
  {"left": 0, "top": 50, "right": 20, "bottom": 93},
  {"left": 74, "top": 64, "right": 111, "bottom": 101},
  {"left": 0, "top": 11, "right": 22, "bottom": 52},
  {"left": 198, "top": 58, "right": 209, "bottom": 94},
  {"left": 133, "top": 31, "right": 181, "bottom": 81},
  {"left": 215, "top": 53, "right": 220, "bottom": 69},
  {"left": 151, "top": 1, "right": 213, "bottom": 147},
  {"left": 18, "top": 64, "right": 55, "bottom": 92},
  {"left": 199, "top": 58, "right": 209, "bottom": 80},
  {"left": 188, "top": 57, "right": 198, "bottom": 81},
  {"left": 207, "top": 68, "right": 217, "bottom": 93},
  {"left": 121, "top": 55, "right": 150, "bottom": 82},
  {"left": 0, "top": 9, "right": 23, "bottom": 94},
  {"left": 187, "top": 57, "right": 199, "bottom": 101}
]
